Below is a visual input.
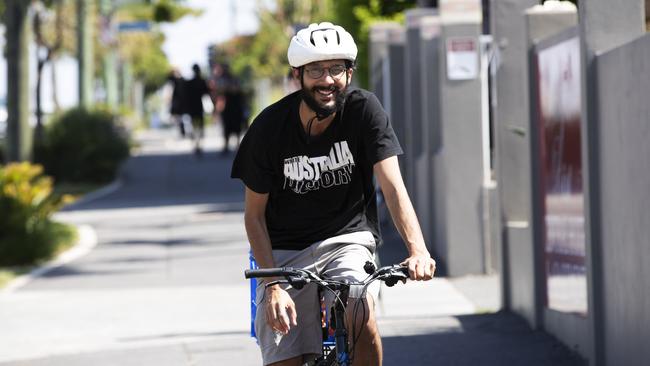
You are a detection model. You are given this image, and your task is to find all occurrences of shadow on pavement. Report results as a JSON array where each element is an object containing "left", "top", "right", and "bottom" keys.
[
  {"left": 382, "top": 312, "right": 586, "bottom": 366},
  {"left": 62, "top": 151, "right": 244, "bottom": 212}
]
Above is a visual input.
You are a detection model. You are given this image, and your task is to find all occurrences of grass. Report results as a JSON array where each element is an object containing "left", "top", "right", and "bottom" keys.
[
  {"left": 49, "top": 221, "right": 79, "bottom": 257},
  {"left": 0, "top": 267, "right": 30, "bottom": 288},
  {"left": 0, "top": 221, "right": 77, "bottom": 290}
]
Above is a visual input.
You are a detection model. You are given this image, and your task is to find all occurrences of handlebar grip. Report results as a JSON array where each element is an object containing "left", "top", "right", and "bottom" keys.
[{"left": 244, "top": 267, "right": 294, "bottom": 279}]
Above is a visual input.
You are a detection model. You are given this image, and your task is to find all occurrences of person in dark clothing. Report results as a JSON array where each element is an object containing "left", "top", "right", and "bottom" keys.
[
  {"left": 185, "top": 64, "right": 213, "bottom": 155},
  {"left": 220, "top": 65, "right": 247, "bottom": 154},
  {"left": 168, "top": 69, "right": 187, "bottom": 137},
  {"left": 231, "top": 22, "right": 436, "bottom": 366}
]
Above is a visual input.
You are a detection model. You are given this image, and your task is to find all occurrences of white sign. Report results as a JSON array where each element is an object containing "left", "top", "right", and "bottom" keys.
[{"left": 446, "top": 37, "right": 478, "bottom": 80}]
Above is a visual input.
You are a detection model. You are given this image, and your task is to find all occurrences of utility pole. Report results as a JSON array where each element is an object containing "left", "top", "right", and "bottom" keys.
[
  {"left": 4, "top": 0, "right": 32, "bottom": 162},
  {"left": 77, "top": 0, "right": 94, "bottom": 108}
]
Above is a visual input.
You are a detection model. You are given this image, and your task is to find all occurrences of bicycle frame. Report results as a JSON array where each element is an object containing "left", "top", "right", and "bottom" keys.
[{"left": 246, "top": 255, "right": 408, "bottom": 366}]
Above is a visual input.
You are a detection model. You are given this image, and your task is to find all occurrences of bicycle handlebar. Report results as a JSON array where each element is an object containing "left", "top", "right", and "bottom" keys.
[{"left": 245, "top": 262, "right": 409, "bottom": 287}]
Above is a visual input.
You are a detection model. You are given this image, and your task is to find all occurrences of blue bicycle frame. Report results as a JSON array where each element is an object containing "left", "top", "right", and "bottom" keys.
[{"left": 248, "top": 253, "right": 340, "bottom": 366}]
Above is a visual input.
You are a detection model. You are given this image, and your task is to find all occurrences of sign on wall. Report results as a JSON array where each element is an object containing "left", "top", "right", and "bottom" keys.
[
  {"left": 446, "top": 37, "right": 479, "bottom": 80},
  {"left": 535, "top": 35, "right": 588, "bottom": 315}
]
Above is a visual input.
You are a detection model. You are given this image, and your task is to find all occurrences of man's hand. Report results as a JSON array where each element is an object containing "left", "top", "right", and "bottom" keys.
[
  {"left": 401, "top": 252, "right": 436, "bottom": 281},
  {"left": 264, "top": 285, "right": 298, "bottom": 334}
]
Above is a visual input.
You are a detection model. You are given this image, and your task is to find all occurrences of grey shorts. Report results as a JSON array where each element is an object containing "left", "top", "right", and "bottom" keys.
[{"left": 255, "top": 231, "right": 380, "bottom": 365}]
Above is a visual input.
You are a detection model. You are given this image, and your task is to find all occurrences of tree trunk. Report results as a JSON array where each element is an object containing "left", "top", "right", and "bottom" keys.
[
  {"left": 35, "top": 59, "right": 45, "bottom": 143},
  {"left": 51, "top": 59, "right": 61, "bottom": 112},
  {"left": 33, "top": 8, "right": 46, "bottom": 146},
  {"left": 4, "top": 0, "right": 32, "bottom": 162},
  {"left": 77, "top": 0, "right": 94, "bottom": 108}
]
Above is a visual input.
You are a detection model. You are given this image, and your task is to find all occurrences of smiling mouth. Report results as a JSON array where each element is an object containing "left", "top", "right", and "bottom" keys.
[{"left": 315, "top": 86, "right": 337, "bottom": 98}]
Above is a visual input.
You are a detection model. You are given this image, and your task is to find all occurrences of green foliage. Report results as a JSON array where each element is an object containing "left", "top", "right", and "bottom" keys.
[
  {"left": 38, "top": 107, "right": 130, "bottom": 183},
  {"left": 0, "top": 163, "right": 76, "bottom": 266},
  {"left": 109, "top": 1, "right": 199, "bottom": 96},
  {"left": 217, "top": 0, "right": 333, "bottom": 82},
  {"left": 329, "top": 0, "right": 415, "bottom": 88},
  {"left": 217, "top": 0, "right": 414, "bottom": 89},
  {"left": 119, "top": 0, "right": 200, "bottom": 23},
  {"left": 117, "top": 31, "right": 170, "bottom": 95}
]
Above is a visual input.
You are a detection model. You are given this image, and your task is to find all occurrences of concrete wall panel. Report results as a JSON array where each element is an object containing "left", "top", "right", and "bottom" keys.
[
  {"left": 420, "top": 16, "right": 444, "bottom": 260},
  {"left": 504, "top": 225, "right": 535, "bottom": 324},
  {"left": 406, "top": 9, "right": 437, "bottom": 250},
  {"left": 439, "top": 22, "right": 485, "bottom": 276},
  {"left": 595, "top": 33, "right": 650, "bottom": 366}
]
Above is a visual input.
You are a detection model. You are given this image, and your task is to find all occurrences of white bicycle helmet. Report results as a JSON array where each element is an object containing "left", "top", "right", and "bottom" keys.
[{"left": 287, "top": 22, "right": 358, "bottom": 68}]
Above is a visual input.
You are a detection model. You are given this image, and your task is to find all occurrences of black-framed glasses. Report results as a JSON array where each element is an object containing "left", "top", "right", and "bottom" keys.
[{"left": 304, "top": 65, "right": 348, "bottom": 80}]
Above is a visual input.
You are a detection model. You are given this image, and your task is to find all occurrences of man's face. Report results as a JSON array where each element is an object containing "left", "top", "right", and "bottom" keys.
[{"left": 294, "top": 59, "right": 353, "bottom": 117}]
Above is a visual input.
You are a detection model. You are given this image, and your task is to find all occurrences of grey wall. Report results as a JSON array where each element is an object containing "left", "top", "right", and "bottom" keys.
[
  {"left": 420, "top": 16, "right": 445, "bottom": 263},
  {"left": 490, "top": 0, "right": 539, "bottom": 326},
  {"left": 439, "top": 22, "right": 485, "bottom": 276},
  {"left": 579, "top": 1, "right": 646, "bottom": 364},
  {"left": 405, "top": 8, "right": 438, "bottom": 252},
  {"left": 369, "top": 22, "right": 402, "bottom": 105},
  {"left": 594, "top": 33, "right": 650, "bottom": 366},
  {"left": 386, "top": 28, "right": 408, "bottom": 180}
]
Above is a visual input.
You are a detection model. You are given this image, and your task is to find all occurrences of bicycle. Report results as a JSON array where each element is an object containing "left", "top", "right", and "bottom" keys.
[{"left": 245, "top": 260, "right": 409, "bottom": 366}]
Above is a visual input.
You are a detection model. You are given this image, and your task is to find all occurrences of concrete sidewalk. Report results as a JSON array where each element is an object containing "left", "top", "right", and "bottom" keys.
[{"left": 0, "top": 127, "right": 585, "bottom": 365}]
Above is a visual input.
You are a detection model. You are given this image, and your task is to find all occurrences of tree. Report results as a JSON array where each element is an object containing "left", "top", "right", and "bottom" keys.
[
  {"left": 4, "top": 0, "right": 31, "bottom": 162},
  {"left": 33, "top": 0, "right": 68, "bottom": 142}
]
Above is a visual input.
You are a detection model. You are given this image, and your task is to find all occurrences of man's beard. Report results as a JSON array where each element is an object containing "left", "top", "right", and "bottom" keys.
[{"left": 301, "top": 84, "right": 348, "bottom": 119}]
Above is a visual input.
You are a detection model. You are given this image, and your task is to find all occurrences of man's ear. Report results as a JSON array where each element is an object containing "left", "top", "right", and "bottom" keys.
[
  {"left": 346, "top": 68, "right": 354, "bottom": 85},
  {"left": 291, "top": 67, "right": 301, "bottom": 80}
]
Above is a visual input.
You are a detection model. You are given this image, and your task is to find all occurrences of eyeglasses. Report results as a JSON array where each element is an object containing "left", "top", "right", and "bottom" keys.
[{"left": 304, "top": 65, "right": 348, "bottom": 80}]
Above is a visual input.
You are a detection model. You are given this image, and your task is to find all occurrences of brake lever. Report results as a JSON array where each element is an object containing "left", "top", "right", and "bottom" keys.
[
  {"left": 287, "top": 275, "right": 309, "bottom": 289},
  {"left": 382, "top": 267, "right": 409, "bottom": 287}
]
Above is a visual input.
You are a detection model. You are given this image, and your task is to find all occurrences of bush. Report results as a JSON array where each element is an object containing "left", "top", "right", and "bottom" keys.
[
  {"left": 38, "top": 107, "right": 130, "bottom": 183},
  {"left": 0, "top": 163, "right": 76, "bottom": 266}
]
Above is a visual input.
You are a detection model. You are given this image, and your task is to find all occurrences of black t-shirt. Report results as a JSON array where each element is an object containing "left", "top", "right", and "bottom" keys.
[{"left": 231, "top": 88, "right": 403, "bottom": 250}]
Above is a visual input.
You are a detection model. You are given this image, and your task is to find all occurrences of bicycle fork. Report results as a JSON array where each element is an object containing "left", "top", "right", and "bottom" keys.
[{"left": 332, "top": 286, "right": 350, "bottom": 366}]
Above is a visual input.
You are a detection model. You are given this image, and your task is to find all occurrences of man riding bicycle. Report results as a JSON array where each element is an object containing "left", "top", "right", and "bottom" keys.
[{"left": 231, "top": 22, "right": 436, "bottom": 366}]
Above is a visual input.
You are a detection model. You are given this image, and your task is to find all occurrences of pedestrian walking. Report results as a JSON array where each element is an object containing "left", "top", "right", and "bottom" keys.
[
  {"left": 168, "top": 68, "right": 187, "bottom": 138},
  {"left": 220, "top": 64, "right": 247, "bottom": 155},
  {"left": 186, "top": 63, "right": 213, "bottom": 156}
]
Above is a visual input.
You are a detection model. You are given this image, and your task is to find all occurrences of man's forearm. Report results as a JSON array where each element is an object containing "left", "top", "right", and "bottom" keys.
[{"left": 244, "top": 215, "right": 276, "bottom": 269}]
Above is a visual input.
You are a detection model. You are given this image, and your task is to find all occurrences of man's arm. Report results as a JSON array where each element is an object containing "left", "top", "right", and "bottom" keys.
[
  {"left": 244, "top": 187, "right": 275, "bottom": 270},
  {"left": 374, "top": 156, "right": 436, "bottom": 280},
  {"left": 244, "top": 187, "right": 297, "bottom": 334}
]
